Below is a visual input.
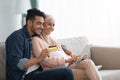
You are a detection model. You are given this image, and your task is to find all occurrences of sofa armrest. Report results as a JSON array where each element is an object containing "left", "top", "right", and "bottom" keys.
[
  {"left": 0, "top": 42, "right": 6, "bottom": 80},
  {"left": 91, "top": 46, "right": 120, "bottom": 69}
]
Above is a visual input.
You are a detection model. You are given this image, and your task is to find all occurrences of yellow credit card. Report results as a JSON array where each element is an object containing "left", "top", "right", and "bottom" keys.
[{"left": 48, "top": 45, "right": 58, "bottom": 52}]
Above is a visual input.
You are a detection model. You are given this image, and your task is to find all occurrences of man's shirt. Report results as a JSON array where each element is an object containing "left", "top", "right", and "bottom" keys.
[{"left": 6, "top": 26, "right": 32, "bottom": 80}]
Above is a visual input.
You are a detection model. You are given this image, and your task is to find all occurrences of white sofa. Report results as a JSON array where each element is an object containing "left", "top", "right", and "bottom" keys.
[
  {"left": 0, "top": 37, "right": 120, "bottom": 80},
  {"left": 58, "top": 37, "right": 120, "bottom": 80}
]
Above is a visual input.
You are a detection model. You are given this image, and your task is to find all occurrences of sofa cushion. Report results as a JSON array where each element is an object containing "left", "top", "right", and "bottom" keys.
[
  {"left": 58, "top": 37, "right": 89, "bottom": 55},
  {"left": 100, "top": 70, "right": 120, "bottom": 80},
  {"left": 91, "top": 46, "right": 120, "bottom": 69}
]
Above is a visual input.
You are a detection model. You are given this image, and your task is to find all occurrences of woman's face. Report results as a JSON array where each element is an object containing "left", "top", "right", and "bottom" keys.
[{"left": 43, "top": 18, "right": 55, "bottom": 35}]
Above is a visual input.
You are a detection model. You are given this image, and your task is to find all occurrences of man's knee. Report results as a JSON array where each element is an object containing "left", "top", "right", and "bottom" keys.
[{"left": 60, "top": 67, "right": 73, "bottom": 75}]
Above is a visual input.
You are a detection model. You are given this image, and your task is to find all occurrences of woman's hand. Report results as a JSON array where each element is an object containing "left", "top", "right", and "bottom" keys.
[
  {"left": 65, "top": 55, "right": 79, "bottom": 64},
  {"left": 71, "top": 55, "right": 79, "bottom": 62},
  {"left": 65, "top": 50, "right": 72, "bottom": 56}
]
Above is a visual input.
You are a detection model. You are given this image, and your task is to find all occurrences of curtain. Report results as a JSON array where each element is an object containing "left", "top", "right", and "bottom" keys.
[{"left": 30, "top": 0, "right": 39, "bottom": 8}]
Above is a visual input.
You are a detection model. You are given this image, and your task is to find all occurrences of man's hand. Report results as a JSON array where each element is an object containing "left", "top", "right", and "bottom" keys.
[
  {"left": 38, "top": 49, "right": 50, "bottom": 61},
  {"left": 25, "top": 49, "right": 49, "bottom": 69}
]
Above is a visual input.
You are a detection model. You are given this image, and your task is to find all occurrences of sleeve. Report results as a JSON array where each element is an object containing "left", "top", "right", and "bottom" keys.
[
  {"left": 17, "top": 58, "right": 29, "bottom": 70},
  {"left": 61, "top": 45, "right": 67, "bottom": 52},
  {"left": 6, "top": 33, "right": 29, "bottom": 71},
  {"left": 32, "top": 37, "right": 66, "bottom": 68},
  {"left": 32, "top": 37, "right": 46, "bottom": 57}
]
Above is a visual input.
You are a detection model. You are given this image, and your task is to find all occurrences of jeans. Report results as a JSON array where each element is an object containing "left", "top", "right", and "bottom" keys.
[{"left": 25, "top": 66, "right": 74, "bottom": 80}]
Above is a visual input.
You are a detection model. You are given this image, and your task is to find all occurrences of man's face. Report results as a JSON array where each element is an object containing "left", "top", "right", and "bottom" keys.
[{"left": 27, "top": 16, "right": 44, "bottom": 36}]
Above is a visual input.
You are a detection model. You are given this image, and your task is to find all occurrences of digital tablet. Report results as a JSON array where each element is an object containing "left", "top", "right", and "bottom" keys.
[{"left": 75, "top": 55, "right": 84, "bottom": 63}]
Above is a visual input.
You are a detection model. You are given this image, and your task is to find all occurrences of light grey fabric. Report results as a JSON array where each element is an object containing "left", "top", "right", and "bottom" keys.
[
  {"left": 17, "top": 58, "right": 29, "bottom": 70},
  {"left": 0, "top": 42, "right": 6, "bottom": 80},
  {"left": 91, "top": 46, "right": 120, "bottom": 69},
  {"left": 58, "top": 37, "right": 88, "bottom": 55},
  {"left": 100, "top": 70, "right": 120, "bottom": 80},
  {"left": 58, "top": 37, "right": 91, "bottom": 58}
]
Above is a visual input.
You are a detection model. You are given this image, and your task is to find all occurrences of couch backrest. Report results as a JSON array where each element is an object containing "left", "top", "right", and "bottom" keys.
[
  {"left": 58, "top": 37, "right": 91, "bottom": 57},
  {"left": 91, "top": 46, "right": 120, "bottom": 69},
  {"left": 0, "top": 42, "right": 6, "bottom": 80}
]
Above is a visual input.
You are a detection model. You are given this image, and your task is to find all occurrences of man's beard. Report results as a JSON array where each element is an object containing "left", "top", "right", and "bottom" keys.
[{"left": 32, "top": 29, "right": 43, "bottom": 37}]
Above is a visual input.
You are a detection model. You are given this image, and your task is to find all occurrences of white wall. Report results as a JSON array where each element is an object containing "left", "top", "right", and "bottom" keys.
[
  {"left": 0, "top": 0, "right": 21, "bottom": 42},
  {"left": 39, "top": 0, "right": 120, "bottom": 47}
]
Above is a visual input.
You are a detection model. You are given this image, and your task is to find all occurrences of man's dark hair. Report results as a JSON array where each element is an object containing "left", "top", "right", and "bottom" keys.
[{"left": 26, "top": 8, "right": 46, "bottom": 23}]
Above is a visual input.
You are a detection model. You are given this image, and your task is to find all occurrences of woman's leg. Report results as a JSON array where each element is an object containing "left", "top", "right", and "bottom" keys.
[
  {"left": 71, "top": 69, "right": 88, "bottom": 80},
  {"left": 70, "top": 59, "right": 102, "bottom": 80},
  {"left": 25, "top": 66, "right": 74, "bottom": 80}
]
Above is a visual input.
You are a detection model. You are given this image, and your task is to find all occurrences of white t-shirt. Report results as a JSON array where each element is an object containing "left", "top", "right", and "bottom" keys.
[
  {"left": 50, "top": 51, "right": 68, "bottom": 59},
  {"left": 50, "top": 50, "right": 69, "bottom": 66}
]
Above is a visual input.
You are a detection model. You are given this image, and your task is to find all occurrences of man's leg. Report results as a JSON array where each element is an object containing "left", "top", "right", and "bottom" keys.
[{"left": 25, "top": 66, "right": 74, "bottom": 80}]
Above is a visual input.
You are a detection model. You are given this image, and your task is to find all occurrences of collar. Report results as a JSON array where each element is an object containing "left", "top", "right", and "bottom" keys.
[{"left": 23, "top": 25, "right": 32, "bottom": 41}]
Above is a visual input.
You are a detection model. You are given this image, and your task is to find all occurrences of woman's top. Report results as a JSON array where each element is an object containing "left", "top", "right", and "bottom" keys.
[{"left": 32, "top": 36, "right": 70, "bottom": 70}]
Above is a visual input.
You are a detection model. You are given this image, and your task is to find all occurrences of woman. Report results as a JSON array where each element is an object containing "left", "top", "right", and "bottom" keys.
[{"left": 32, "top": 14, "right": 102, "bottom": 80}]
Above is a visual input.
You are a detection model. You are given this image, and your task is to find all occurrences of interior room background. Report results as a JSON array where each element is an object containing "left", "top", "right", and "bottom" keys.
[{"left": 0, "top": 0, "right": 120, "bottom": 47}]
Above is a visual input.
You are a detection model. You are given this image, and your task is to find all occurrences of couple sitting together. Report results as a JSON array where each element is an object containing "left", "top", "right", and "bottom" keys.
[
  {"left": 6, "top": 8, "right": 102, "bottom": 80},
  {"left": 30, "top": 14, "right": 102, "bottom": 80}
]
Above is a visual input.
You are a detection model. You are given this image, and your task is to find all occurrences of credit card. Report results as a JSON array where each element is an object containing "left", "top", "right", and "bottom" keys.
[{"left": 48, "top": 45, "right": 58, "bottom": 52}]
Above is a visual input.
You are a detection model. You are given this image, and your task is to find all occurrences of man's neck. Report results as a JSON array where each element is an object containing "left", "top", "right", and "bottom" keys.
[{"left": 27, "top": 26, "right": 33, "bottom": 37}]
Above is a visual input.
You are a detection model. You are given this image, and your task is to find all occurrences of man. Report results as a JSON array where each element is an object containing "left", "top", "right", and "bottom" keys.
[{"left": 6, "top": 8, "right": 74, "bottom": 80}]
